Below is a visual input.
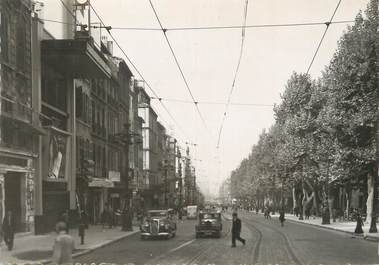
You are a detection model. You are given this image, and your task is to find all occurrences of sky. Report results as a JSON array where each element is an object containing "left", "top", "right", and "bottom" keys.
[{"left": 42, "top": 0, "right": 370, "bottom": 198}]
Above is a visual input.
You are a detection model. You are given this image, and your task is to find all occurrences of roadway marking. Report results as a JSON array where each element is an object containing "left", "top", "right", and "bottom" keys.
[{"left": 167, "top": 238, "right": 196, "bottom": 254}]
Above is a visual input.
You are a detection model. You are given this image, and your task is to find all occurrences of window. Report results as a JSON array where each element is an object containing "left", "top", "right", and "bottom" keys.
[
  {"left": 16, "top": 22, "right": 26, "bottom": 71},
  {"left": 76, "top": 86, "right": 83, "bottom": 118},
  {"left": 1, "top": 13, "right": 9, "bottom": 63}
]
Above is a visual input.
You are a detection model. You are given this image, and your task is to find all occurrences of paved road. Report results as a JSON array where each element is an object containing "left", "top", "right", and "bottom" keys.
[{"left": 75, "top": 212, "right": 379, "bottom": 265}]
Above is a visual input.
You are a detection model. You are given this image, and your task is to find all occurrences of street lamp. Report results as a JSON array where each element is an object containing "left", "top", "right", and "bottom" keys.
[
  {"left": 112, "top": 124, "right": 141, "bottom": 232},
  {"left": 369, "top": 105, "right": 379, "bottom": 233}
]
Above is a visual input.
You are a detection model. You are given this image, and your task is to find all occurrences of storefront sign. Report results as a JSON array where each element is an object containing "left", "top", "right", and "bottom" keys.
[
  {"left": 89, "top": 178, "right": 114, "bottom": 188},
  {"left": 108, "top": 171, "right": 120, "bottom": 182}
]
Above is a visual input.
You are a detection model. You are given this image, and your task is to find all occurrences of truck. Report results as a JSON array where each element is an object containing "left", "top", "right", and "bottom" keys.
[{"left": 186, "top": 205, "right": 198, "bottom": 219}]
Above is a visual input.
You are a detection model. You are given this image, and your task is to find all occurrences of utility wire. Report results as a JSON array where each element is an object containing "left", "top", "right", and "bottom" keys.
[
  {"left": 217, "top": 0, "right": 249, "bottom": 149},
  {"left": 150, "top": 97, "right": 274, "bottom": 107},
  {"left": 88, "top": 3, "right": 190, "bottom": 141},
  {"left": 148, "top": 0, "right": 208, "bottom": 130},
  {"left": 110, "top": 20, "right": 355, "bottom": 31},
  {"left": 306, "top": 0, "right": 343, "bottom": 74},
  {"left": 58, "top": 0, "right": 189, "bottom": 142},
  {"left": 40, "top": 18, "right": 355, "bottom": 31}
]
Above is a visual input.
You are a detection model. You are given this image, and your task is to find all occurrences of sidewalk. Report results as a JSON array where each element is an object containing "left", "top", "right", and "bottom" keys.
[
  {"left": 256, "top": 211, "right": 379, "bottom": 242},
  {"left": 0, "top": 225, "right": 139, "bottom": 264}
]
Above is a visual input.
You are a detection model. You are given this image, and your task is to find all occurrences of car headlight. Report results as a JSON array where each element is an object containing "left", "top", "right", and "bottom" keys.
[{"left": 165, "top": 224, "right": 170, "bottom": 229}]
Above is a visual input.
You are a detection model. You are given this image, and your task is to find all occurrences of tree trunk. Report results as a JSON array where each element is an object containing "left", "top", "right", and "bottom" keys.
[
  {"left": 367, "top": 172, "right": 374, "bottom": 224},
  {"left": 302, "top": 186, "right": 314, "bottom": 217},
  {"left": 345, "top": 192, "right": 350, "bottom": 220},
  {"left": 313, "top": 189, "right": 319, "bottom": 216},
  {"left": 328, "top": 196, "right": 334, "bottom": 221},
  {"left": 292, "top": 186, "right": 297, "bottom": 214}
]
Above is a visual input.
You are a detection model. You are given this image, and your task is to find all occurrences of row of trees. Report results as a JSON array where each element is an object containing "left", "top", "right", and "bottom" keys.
[{"left": 224, "top": 0, "right": 378, "bottom": 226}]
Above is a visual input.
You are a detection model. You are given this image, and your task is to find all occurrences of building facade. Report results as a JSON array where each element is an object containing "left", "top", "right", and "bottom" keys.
[
  {"left": 0, "top": 0, "right": 44, "bottom": 233},
  {"left": 137, "top": 82, "right": 159, "bottom": 208}
]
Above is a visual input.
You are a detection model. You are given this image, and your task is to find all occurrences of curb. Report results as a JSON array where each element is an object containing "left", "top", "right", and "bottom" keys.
[
  {"left": 286, "top": 219, "right": 379, "bottom": 242},
  {"left": 247, "top": 211, "right": 379, "bottom": 242},
  {"left": 31, "top": 228, "right": 139, "bottom": 265}
]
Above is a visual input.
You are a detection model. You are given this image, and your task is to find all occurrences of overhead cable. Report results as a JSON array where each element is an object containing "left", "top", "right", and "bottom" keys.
[
  {"left": 58, "top": 1, "right": 189, "bottom": 142},
  {"left": 88, "top": 3, "right": 189, "bottom": 141},
  {"left": 217, "top": 0, "right": 249, "bottom": 149},
  {"left": 148, "top": 0, "right": 209, "bottom": 130},
  {"left": 40, "top": 18, "right": 355, "bottom": 31},
  {"left": 110, "top": 20, "right": 355, "bottom": 31},
  {"left": 150, "top": 97, "right": 274, "bottom": 107},
  {"left": 306, "top": 0, "right": 343, "bottom": 74}
]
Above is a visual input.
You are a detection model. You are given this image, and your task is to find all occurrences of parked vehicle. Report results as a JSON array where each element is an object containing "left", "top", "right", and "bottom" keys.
[
  {"left": 195, "top": 211, "right": 222, "bottom": 238},
  {"left": 187, "top": 205, "right": 198, "bottom": 219},
  {"left": 140, "top": 210, "right": 177, "bottom": 240}
]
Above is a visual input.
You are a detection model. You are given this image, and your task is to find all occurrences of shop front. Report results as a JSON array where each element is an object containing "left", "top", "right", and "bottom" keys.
[
  {"left": 88, "top": 177, "right": 114, "bottom": 224},
  {"left": 0, "top": 156, "right": 36, "bottom": 233}
]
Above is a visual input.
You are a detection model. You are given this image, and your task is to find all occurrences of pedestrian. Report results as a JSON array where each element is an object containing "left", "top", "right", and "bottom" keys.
[
  {"left": 279, "top": 209, "right": 285, "bottom": 227},
  {"left": 294, "top": 206, "right": 299, "bottom": 217},
  {"left": 60, "top": 210, "right": 70, "bottom": 234},
  {"left": 231, "top": 212, "right": 246, "bottom": 247},
  {"left": 2, "top": 210, "right": 16, "bottom": 251},
  {"left": 264, "top": 207, "right": 271, "bottom": 219},
  {"left": 354, "top": 212, "right": 364, "bottom": 234},
  {"left": 78, "top": 212, "right": 86, "bottom": 245},
  {"left": 101, "top": 208, "right": 107, "bottom": 228},
  {"left": 52, "top": 222, "right": 75, "bottom": 265},
  {"left": 305, "top": 208, "right": 310, "bottom": 220}
]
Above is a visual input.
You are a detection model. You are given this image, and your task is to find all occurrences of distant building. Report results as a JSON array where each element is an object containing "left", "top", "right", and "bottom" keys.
[{"left": 137, "top": 81, "right": 158, "bottom": 208}]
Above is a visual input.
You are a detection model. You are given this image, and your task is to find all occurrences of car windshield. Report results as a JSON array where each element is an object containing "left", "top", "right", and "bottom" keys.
[
  {"left": 148, "top": 211, "right": 167, "bottom": 217},
  {"left": 201, "top": 213, "right": 219, "bottom": 219}
]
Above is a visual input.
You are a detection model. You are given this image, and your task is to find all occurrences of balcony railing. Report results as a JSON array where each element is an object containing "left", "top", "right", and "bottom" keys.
[{"left": 0, "top": 96, "right": 32, "bottom": 124}]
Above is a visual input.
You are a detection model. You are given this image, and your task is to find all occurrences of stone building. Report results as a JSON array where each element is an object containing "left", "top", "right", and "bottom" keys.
[
  {"left": 137, "top": 82, "right": 158, "bottom": 208},
  {"left": 0, "top": 0, "right": 45, "bottom": 233}
]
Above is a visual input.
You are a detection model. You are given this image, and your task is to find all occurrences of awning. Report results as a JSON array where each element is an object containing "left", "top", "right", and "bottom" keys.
[
  {"left": 89, "top": 177, "right": 114, "bottom": 188},
  {"left": 42, "top": 39, "right": 111, "bottom": 78}
]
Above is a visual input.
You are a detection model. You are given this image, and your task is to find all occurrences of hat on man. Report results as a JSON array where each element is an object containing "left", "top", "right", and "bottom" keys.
[{"left": 232, "top": 212, "right": 238, "bottom": 217}]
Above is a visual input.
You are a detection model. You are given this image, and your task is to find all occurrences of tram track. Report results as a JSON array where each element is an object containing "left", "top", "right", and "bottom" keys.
[{"left": 243, "top": 213, "right": 302, "bottom": 265}]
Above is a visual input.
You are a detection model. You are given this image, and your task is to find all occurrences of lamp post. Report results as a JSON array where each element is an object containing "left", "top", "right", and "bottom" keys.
[
  {"left": 369, "top": 99, "right": 379, "bottom": 233},
  {"left": 164, "top": 160, "right": 168, "bottom": 208},
  {"left": 113, "top": 124, "right": 138, "bottom": 232}
]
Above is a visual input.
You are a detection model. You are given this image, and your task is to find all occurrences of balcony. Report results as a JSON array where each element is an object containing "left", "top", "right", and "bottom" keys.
[
  {"left": 42, "top": 39, "right": 111, "bottom": 79},
  {"left": 0, "top": 96, "right": 46, "bottom": 137},
  {"left": 1, "top": 96, "right": 32, "bottom": 124}
]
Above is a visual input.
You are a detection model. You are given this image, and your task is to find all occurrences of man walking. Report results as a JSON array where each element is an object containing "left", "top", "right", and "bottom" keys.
[
  {"left": 279, "top": 209, "right": 285, "bottom": 227},
  {"left": 2, "top": 210, "right": 16, "bottom": 251},
  {"left": 52, "top": 222, "right": 75, "bottom": 265},
  {"left": 231, "top": 212, "right": 246, "bottom": 247}
]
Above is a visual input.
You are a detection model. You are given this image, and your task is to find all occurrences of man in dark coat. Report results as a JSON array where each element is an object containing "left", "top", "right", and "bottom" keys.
[
  {"left": 2, "top": 210, "right": 16, "bottom": 250},
  {"left": 231, "top": 212, "right": 246, "bottom": 247}
]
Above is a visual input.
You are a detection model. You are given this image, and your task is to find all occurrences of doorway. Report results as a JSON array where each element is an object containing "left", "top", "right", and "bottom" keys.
[{"left": 4, "top": 172, "right": 22, "bottom": 232}]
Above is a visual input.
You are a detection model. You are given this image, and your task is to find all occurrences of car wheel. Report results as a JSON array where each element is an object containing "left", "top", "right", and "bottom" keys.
[
  {"left": 172, "top": 231, "right": 176, "bottom": 237},
  {"left": 140, "top": 235, "right": 146, "bottom": 240},
  {"left": 195, "top": 233, "right": 200, "bottom": 239},
  {"left": 216, "top": 231, "right": 221, "bottom": 238}
]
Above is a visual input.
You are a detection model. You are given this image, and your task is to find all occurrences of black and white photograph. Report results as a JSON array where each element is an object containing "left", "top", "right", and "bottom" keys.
[{"left": 0, "top": 0, "right": 378, "bottom": 264}]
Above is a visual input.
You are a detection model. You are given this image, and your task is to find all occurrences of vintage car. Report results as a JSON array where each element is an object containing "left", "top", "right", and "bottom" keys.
[
  {"left": 140, "top": 210, "right": 177, "bottom": 240},
  {"left": 195, "top": 211, "right": 222, "bottom": 238}
]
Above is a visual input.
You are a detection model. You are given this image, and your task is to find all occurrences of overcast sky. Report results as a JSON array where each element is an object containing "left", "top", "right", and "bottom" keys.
[{"left": 43, "top": 0, "right": 370, "bottom": 198}]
